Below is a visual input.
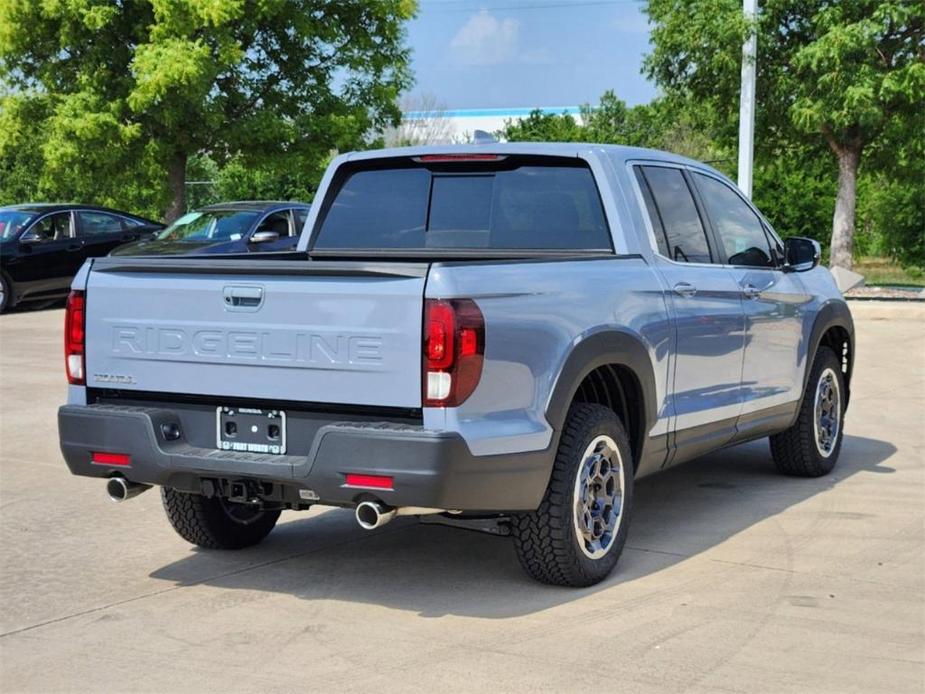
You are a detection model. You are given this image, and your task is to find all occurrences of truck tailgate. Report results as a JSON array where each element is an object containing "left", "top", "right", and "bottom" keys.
[{"left": 83, "top": 258, "right": 427, "bottom": 408}]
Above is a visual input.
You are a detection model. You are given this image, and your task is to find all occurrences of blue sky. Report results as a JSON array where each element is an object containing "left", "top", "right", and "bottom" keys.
[{"left": 406, "top": 0, "right": 658, "bottom": 110}]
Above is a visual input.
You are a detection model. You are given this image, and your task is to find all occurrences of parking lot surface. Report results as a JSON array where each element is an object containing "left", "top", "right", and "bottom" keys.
[{"left": 1, "top": 302, "right": 923, "bottom": 693}]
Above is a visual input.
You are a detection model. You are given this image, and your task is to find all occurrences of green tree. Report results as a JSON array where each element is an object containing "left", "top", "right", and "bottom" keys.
[
  {"left": 751, "top": 143, "right": 837, "bottom": 243},
  {"left": 0, "top": 0, "right": 416, "bottom": 221},
  {"left": 500, "top": 91, "right": 729, "bottom": 164},
  {"left": 856, "top": 103, "right": 925, "bottom": 268},
  {"left": 644, "top": 0, "right": 924, "bottom": 270},
  {"left": 500, "top": 109, "right": 585, "bottom": 142}
]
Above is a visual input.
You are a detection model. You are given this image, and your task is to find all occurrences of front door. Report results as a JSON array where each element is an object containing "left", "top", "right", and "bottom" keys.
[
  {"left": 688, "top": 171, "right": 810, "bottom": 440},
  {"left": 633, "top": 164, "right": 747, "bottom": 464},
  {"left": 14, "top": 211, "right": 83, "bottom": 298},
  {"left": 247, "top": 210, "right": 299, "bottom": 252}
]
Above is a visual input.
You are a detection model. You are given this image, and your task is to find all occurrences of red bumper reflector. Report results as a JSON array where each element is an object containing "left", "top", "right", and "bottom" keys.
[
  {"left": 92, "top": 452, "right": 131, "bottom": 467},
  {"left": 344, "top": 473, "right": 393, "bottom": 490}
]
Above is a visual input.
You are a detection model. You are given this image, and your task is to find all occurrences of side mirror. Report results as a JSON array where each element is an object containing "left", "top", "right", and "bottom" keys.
[
  {"left": 250, "top": 231, "right": 279, "bottom": 244},
  {"left": 18, "top": 235, "right": 42, "bottom": 250},
  {"left": 784, "top": 237, "right": 821, "bottom": 272}
]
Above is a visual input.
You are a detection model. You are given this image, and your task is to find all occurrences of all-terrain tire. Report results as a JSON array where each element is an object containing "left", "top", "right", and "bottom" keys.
[
  {"left": 511, "top": 404, "right": 634, "bottom": 587},
  {"left": 161, "top": 487, "right": 280, "bottom": 549},
  {"left": 0, "top": 273, "right": 11, "bottom": 313},
  {"left": 770, "top": 346, "right": 845, "bottom": 477}
]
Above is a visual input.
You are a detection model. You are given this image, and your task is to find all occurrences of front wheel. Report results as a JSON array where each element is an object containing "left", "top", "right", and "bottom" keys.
[
  {"left": 511, "top": 404, "right": 634, "bottom": 587},
  {"left": 161, "top": 488, "right": 280, "bottom": 549},
  {"left": 770, "top": 346, "right": 846, "bottom": 477}
]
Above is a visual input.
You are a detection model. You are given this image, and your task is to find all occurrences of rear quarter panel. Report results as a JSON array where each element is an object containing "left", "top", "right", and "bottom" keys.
[{"left": 423, "top": 257, "right": 673, "bottom": 461}]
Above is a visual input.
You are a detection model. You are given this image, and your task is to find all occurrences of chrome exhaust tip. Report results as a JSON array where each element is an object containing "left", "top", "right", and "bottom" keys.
[
  {"left": 106, "top": 477, "right": 152, "bottom": 503},
  {"left": 355, "top": 501, "right": 397, "bottom": 530}
]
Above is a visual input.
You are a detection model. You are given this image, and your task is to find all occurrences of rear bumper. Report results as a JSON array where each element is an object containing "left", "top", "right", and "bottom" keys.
[{"left": 58, "top": 404, "right": 552, "bottom": 512}]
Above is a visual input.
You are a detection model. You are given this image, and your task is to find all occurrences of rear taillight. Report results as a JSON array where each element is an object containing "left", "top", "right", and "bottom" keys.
[
  {"left": 65, "top": 290, "right": 85, "bottom": 385},
  {"left": 423, "top": 299, "right": 484, "bottom": 407}
]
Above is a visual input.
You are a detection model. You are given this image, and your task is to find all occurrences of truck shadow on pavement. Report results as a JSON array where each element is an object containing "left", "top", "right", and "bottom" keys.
[{"left": 150, "top": 434, "right": 896, "bottom": 618}]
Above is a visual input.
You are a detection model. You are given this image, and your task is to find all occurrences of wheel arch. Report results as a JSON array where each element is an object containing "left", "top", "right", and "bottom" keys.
[
  {"left": 545, "top": 329, "right": 659, "bottom": 473},
  {"left": 805, "top": 301, "right": 854, "bottom": 410}
]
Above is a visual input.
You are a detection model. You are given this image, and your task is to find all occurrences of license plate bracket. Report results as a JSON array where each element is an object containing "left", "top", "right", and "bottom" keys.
[{"left": 216, "top": 407, "right": 286, "bottom": 455}]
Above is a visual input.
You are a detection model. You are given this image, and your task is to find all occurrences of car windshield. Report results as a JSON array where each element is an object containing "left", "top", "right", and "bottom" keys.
[
  {"left": 0, "top": 210, "right": 38, "bottom": 240},
  {"left": 156, "top": 210, "right": 258, "bottom": 242}
]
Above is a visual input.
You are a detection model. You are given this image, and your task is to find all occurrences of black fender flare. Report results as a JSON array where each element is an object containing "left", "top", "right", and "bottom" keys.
[
  {"left": 804, "top": 300, "right": 854, "bottom": 407},
  {"left": 544, "top": 329, "right": 659, "bottom": 460}
]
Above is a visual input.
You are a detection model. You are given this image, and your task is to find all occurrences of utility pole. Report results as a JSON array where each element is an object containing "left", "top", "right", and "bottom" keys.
[{"left": 737, "top": 0, "right": 757, "bottom": 198}]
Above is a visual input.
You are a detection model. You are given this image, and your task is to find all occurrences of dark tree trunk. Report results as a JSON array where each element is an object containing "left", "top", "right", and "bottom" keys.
[
  {"left": 827, "top": 138, "right": 863, "bottom": 272},
  {"left": 164, "top": 152, "right": 188, "bottom": 224}
]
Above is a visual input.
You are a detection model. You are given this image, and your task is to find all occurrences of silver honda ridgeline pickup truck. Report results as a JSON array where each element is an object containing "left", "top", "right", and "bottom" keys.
[{"left": 58, "top": 144, "right": 854, "bottom": 587}]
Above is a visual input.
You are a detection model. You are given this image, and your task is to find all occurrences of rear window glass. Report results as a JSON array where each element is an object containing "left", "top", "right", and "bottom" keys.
[{"left": 313, "top": 159, "right": 611, "bottom": 251}]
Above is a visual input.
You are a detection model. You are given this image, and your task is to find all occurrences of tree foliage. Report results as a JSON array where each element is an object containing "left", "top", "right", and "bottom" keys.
[
  {"left": 501, "top": 91, "right": 729, "bottom": 165},
  {"left": 0, "top": 0, "right": 417, "bottom": 220},
  {"left": 644, "top": 0, "right": 924, "bottom": 269}
]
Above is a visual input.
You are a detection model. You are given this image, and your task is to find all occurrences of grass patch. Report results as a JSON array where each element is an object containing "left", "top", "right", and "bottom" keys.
[{"left": 854, "top": 257, "right": 925, "bottom": 286}]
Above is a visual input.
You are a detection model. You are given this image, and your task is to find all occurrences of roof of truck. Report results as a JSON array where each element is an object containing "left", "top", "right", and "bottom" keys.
[{"left": 344, "top": 142, "right": 713, "bottom": 170}]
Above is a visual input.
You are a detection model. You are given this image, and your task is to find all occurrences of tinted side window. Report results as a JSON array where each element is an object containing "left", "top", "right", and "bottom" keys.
[
  {"left": 693, "top": 173, "right": 774, "bottom": 267},
  {"left": 255, "top": 211, "right": 292, "bottom": 237},
  {"left": 78, "top": 211, "right": 123, "bottom": 236},
  {"left": 24, "top": 212, "right": 72, "bottom": 242},
  {"left": 640, "top": 166, "right": 711, "bottom": 263},
  {"left": 633, "top": 168, "right": 669, "bottom": 256},
  {"left": 294, "top": 208, "right": 309, "bottom": 231}
]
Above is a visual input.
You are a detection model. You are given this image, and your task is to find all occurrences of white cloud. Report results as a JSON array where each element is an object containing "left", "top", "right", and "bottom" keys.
[{"left": 450, "top": 11, "right": 521, "bottom": 66}]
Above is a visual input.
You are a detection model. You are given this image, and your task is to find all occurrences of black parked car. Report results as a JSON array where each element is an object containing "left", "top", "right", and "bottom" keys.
[
  {"left": 0, "top": 204, "right": 163, "bottom": 312},
  {"left": 113, "top": 201, "right": 311, "bottom": 257}
]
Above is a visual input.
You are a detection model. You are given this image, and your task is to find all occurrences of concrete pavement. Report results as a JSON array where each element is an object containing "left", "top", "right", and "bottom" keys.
[{"left": 0, "top": 302, "right": 922, "bottom": 693}]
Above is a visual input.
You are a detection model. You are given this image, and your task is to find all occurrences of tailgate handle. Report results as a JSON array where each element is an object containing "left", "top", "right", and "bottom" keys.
[{"left": 223, "top": 285, "right": 263, "bottom": 310}]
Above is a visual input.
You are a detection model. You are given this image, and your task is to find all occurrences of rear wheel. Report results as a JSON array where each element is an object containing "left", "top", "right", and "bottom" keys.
[
  {"left": 770, "top": 346, "right": 845, "bottom": 477},
  {"left": 511, "top": 404, "right": 634, "bottom": 587},
  {"left": 161, "top": 487, "right": 280, "bottom": 549},
  {"left": 0, "top": 274, "right": 11, "bottom": 313}
]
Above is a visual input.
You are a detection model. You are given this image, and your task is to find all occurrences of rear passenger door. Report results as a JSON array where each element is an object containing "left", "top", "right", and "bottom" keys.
[
  {"left": 632, "top": 164, "right": 747, "bottom": 462},
  {"left": 689, "top": 171, "right": 810, "bottom": 439},
  {"left": 77, "top": 211, "right": 136, "bottom": 258}
]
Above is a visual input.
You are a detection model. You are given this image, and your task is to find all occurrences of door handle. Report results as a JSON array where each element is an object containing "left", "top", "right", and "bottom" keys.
[
  {"left": 742, "top": 283, "right": 761, "bottom": 299},
  {"left": 66, "top": 242, "right": 83, "bottom": 252},
  {"left": 673, "top": 282, "right": 697, "bottom": 298},
  {"left": 223, "top": 285, "right": 264, "bottom": 310}
]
